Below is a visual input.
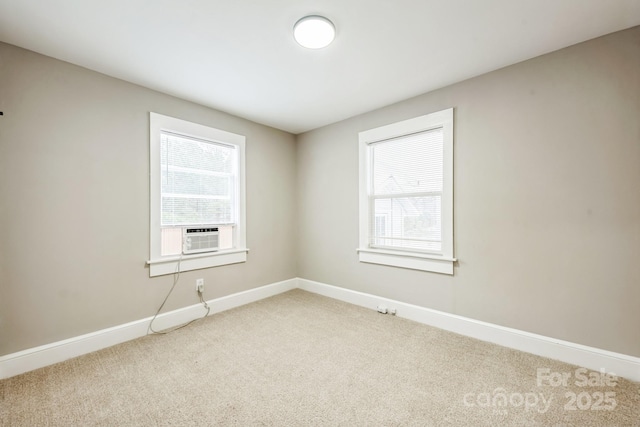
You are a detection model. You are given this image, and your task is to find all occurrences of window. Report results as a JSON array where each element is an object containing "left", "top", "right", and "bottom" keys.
[
  {"left": 358, "top": 108, "right": 455, "bottom": 274},
  {"left": 148, "top": 113, "right": 247, "bottom": 276}
]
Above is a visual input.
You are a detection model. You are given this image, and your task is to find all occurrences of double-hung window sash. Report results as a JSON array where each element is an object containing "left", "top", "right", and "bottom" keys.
[
  {"left": 368, "top": 127, "right": 444, "bottom": 254},
  {"left": 160, "top": 131, "right": 237, "bottom": 227}
]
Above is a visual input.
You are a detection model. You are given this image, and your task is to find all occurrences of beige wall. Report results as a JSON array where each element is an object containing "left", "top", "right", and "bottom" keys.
[
  {"left": 2, "top": 26, "right": 638, "bottom": 360},
  {"left": 0, "top": 43, "right": 297, "bottom": 355},
  {"left": 296, "top": 27, "right": 640, "bottom": 357}
]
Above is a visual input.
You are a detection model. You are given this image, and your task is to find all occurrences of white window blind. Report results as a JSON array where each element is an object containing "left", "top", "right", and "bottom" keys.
[
  {"left": 369, "top": 127, "right": 444, "bottom": 253},
  {"left": 160, "top": 132, "right": 237, "bottom": 227}
]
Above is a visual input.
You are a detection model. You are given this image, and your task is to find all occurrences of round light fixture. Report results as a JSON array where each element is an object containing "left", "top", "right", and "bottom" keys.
[{"left": 293, "top": 15, "right": 335, "bottom": 49}]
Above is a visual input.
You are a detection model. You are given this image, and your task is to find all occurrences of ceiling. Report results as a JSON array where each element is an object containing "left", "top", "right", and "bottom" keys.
[{"left": 1, "top": 1, "right": 639, "bottom": 134}]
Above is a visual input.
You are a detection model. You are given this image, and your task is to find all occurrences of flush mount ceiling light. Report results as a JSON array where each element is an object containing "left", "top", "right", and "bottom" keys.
[{"left": 293, "top": 15, "right": 336, "bottom": 49}]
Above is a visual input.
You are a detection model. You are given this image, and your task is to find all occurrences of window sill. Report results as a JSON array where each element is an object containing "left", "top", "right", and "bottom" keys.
[
  {"left": 357, "top": 248, "right": 455, "bottom": 275},
  {"left": 147, "top": 248, "right": 249, "bottom": 277}
]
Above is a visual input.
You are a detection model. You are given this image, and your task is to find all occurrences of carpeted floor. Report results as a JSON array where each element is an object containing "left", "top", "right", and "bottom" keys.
[{"left": 1, "top": 289, "right": 639, "bottom": 426}]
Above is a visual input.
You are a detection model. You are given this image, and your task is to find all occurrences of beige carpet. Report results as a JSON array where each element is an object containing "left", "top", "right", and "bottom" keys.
[{"left": 1, "top": 289, "right": 639, "bottom": 426}]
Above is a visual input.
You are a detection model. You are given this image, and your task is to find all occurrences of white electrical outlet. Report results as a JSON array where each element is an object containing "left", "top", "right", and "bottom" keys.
[{"left": 196, "top": 278, "right": 204, "bottom": 293}]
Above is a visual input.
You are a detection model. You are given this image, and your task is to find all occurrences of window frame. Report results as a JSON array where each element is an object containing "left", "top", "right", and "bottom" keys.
[
  {"left": 148, "top": 112, "right": 247, "bottom": 277},
  {"left": 358, "top": 108, "right": 455, "bottom": 275}
]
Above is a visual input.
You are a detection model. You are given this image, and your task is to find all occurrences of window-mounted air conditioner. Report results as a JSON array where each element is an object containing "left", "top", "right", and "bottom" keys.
[{"left": 182, "top": 227, "right": 219, "bottom": 254}]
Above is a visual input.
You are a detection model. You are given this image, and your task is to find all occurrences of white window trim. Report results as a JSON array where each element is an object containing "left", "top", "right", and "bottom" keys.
[
  {"left": 148, "top": 112, "right": 247, "bottom": 277},
  {"left": 357, "top": 108, "right": 455, "bottom": 275}
]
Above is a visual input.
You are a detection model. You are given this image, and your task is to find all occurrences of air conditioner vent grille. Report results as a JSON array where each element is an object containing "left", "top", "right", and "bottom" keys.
[{"left": 183, "top": 227, "right": 219, "bottom": 254}]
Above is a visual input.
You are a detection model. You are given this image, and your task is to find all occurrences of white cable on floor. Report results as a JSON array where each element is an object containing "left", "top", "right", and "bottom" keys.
[{"left": 147, "top": 255, "right": 211, "bottom": 335}]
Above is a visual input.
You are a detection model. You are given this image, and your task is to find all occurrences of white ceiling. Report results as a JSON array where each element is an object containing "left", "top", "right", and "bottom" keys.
[{"left": 1, "top": 1, "right": 639, "bottom": 134}]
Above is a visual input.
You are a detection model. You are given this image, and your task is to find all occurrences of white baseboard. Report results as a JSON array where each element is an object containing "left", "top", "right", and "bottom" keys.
[
  {"left": 298, "top": 278, "right": 640, "bottom": 383},
  {"left": 0, "top": 278, "right": 297, "bottom": 380},
  {"left": 3, "top": 277, "right": 639, "bottom": 383}
]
